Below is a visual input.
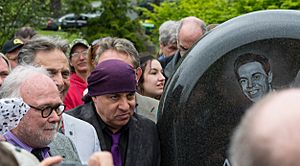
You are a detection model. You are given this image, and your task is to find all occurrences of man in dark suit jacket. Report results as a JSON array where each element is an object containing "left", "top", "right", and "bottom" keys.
[
  {"left": 67, "top": 60, "right": 160, "bottom": 166},
  {"left": 85, "top": 37, "right": 159, "bottom": 123}
]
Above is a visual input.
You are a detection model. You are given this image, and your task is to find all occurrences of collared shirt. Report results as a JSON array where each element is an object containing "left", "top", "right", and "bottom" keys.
[
  {"left": 3, "top": 130, "right": 50, "bottom": 159},
  {"left": 96, "top": 114, "right": 129, "bottom": 165}
]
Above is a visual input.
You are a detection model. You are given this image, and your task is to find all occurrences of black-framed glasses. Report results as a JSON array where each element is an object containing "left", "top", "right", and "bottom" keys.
[{"left": 27, "top": 103, "right": 65, "bottom": 118}]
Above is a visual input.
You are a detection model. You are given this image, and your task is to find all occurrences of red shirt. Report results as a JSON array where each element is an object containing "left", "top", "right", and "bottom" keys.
[{"left": 64, "top": 73, "right": 87, "bottom": 111}]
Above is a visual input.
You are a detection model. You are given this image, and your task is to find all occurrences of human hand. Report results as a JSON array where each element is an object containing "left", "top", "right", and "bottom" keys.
[
  {"left": 39, "top": 156, "right": 63, "bottom": 166},
  {"left": 88, "top": 151, "right": 113, "bottom": 166}
]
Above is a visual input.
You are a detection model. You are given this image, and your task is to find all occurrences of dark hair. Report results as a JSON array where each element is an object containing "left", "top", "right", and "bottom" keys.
[
  {"left": 137, "top": 55, "right": 155, "bottom": 95},
  {"left": 18, "top": 36, "right": 68, "bottom": 65},
  {"left": 14, "top": 26, "right": 36, "bottom": 40},
  {"left": 88, "top": 37, "right": 140, "bottom": 72},
  {"left": 234, "top": 53, "right": 270, "bottom": 78}
]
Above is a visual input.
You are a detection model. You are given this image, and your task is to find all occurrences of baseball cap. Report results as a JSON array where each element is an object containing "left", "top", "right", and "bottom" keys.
[
  {"left": 2, "top": 38, "right": 24, "bottom": 54},
  {"left": 69, "top": 39, "right": 89, "bottom": 55}
]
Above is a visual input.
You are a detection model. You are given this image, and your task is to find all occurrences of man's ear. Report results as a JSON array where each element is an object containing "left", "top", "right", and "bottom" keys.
[
  {"left": 92, "top": 96, "right": 97, "bottom": 103},
  {"left": 135, "top": 67, "right": 142, "bottom": 82},
  {"left": 268, "top": 71, "right": 273, "bottom": 83}
]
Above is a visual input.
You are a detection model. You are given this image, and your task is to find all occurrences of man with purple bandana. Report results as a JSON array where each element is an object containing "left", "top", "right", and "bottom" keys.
[{"left": 68, "top": 59, "right": 160, "bottom": 166}]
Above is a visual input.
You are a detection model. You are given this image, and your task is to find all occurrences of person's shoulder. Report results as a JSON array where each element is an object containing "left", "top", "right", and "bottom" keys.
[
  {"left": 136, "top": 93, "right": 159, "bottom": 105},
  {"left": 131, "top": 114, "right": 158, "bottom": 138},
  {"left": 50, "top": 133, "right": 81, "bottom": 163},
  {"left": 62, "top": 113, "right": 94, "bottom": 129},
  {"left": 133, "top": 113, "right": 156, "bottom": 127},
  {"left": 66, "top": 102, "right": 93, "bottom": 117},
  {"left": 53, "top": 132, "right": 70, "bottom": 143},
  {"left": 135, "top": 93, "right": 158, "bottom": 123},
  {"left": 1, "top": 142, "right": 40, "bottom": 165}
]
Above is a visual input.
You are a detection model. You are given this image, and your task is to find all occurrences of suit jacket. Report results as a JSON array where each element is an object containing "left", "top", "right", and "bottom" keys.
[
  {"left": 48, "top": 132, "right": 81, "bottom": 164},
  {"left": 164, "top": 50, "right": 182, "bottom": 79},
  {"left": 135, "top": 93, "right": 159, "bottom": 123},
  {"left": 67, "top": 102, "right": 161, "bottom": 166},
  {"left": 62, "top": 113, "right": 101, "bottom": 164}
]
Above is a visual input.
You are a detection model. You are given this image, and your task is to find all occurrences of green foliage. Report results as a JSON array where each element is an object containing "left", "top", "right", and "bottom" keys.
[
  {"left": 37, "top": 30, "right": 80, "bottom": 42},
  {"left": 140, "top": 0, "right": 300, "bottom": 45},
  {"left": 62, "top": 0, "right": 94, "bottom": 15},
  {"left": 2, "top": 0, "right": 300, "bottom": 53},
  {"left": 81, "top": 0, "right": 149, "bottom": 52},
  {"left": 0, "top": 0, "right": 52, "bottom": 47}
]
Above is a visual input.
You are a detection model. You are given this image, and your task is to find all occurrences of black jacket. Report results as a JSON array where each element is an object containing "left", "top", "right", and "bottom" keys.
[
  {"left": 66, "top": 102, "right": 161, "bottom": 166},
  {"left": 164, "top": 50, "right": 182, "bottom": 79}
]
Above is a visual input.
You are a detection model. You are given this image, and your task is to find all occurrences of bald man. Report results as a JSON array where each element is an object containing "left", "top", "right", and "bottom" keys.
[
  {"left": 230, "top": 89, "right": 300, "bottom": 166},
  {"left": 164, "top": 16, "right": 206, "bottom": 79}
]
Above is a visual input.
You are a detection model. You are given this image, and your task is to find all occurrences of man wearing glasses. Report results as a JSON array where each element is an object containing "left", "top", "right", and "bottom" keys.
[
  {"left": 0, "top": 65, "right": 80, "bottom": 163},
  {"left": 17, "top": 36, "right": 100, "bottom": 164},
  {"left": 64, "top": 39, "right": 90, "bottom": 110}
]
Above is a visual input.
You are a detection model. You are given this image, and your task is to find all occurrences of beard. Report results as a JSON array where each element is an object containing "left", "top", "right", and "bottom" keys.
[{"left": 18, "top": 123, "right": 58, "bottom": 148}]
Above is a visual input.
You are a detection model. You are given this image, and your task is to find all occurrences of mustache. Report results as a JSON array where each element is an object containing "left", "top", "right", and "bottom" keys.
[{"left": 45, "top": 123, "right": 58, "bottom": 130}]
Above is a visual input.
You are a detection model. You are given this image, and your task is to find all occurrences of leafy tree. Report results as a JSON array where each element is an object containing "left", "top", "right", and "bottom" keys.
[
  {"left": 140, "top": 0, "right": 300, "bottom": 45},
  {"left": 82, "top": 0, "right": 149, "bottom": 52},
  {"left": 0, "top": 0, "right": 52, "bottom": 47}
]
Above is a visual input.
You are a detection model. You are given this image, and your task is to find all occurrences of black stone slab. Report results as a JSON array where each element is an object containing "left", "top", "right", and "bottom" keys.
[{"left": 157, "top": 10, "right": 300, "bottom": 166}]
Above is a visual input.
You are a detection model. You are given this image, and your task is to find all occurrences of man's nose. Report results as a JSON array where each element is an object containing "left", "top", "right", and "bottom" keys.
[
  {"left": 118, "top": 98, "right": 130, "bottom": 111},
  {"left": 247, "top": 79, "right": 254, "bottom": 88},
  {"left": 48, "top": 110, "right": 61, "bottom": 122},
  {"left": 79, "top": 54, "right": 86, "bottom": 60},
  {"left": 52, "top": 74, "right": 64, "bottom": 87}
]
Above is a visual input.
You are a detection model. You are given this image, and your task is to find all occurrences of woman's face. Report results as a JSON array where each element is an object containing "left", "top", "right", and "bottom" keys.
[{"left": 142, "top": 59, "right": 165, "bottom": 98}]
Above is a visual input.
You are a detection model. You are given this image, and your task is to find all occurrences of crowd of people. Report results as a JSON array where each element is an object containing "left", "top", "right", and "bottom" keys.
[
  {"left": 0, "top": 22, "right": 181, "bottom": 165},
  {"left": 0, "top": 13, "right": 298, "bottom": 166}
]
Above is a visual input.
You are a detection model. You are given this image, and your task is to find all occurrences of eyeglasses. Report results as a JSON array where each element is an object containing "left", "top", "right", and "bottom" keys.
[
  {"left": 71, "top": 50, "right": 88, "bottom": 58},
  {"left": 27, "top": 103, "right": 65, "bottom": 118}
]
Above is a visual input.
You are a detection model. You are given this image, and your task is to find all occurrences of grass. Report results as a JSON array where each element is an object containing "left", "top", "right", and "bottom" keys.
[{"left": 37, "top": 30, "right": 81, "bottom": 42}]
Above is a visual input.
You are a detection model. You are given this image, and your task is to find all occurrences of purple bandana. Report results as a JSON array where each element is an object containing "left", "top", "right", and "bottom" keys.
[{"left": 88, "top": 59, "right": 136, "bottom": 96}]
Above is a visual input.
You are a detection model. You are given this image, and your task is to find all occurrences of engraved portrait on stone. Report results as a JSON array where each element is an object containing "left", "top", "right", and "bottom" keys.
[{"left": 234, "top": 53, "right": 273, "bottom": 103}]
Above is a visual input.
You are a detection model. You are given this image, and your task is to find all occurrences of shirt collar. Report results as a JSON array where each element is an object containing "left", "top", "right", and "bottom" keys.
[{"left": 4, "top": 130, "right": 50, "bottom": 157}]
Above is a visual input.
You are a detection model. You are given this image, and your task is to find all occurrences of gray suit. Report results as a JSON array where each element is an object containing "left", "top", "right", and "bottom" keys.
[
  {"left": 49, "top": 132, "right": 81, "bottom": 164},
  {"left": 135, "top": 93, "right": 159, "bottom": 123},
  {"left": 62, "top": 113, "right": 101, "bottom": 164}
]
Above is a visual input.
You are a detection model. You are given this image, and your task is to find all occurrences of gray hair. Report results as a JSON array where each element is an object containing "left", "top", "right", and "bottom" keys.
[
  {"left": 177, "top": 16, "right": 207, "bottom": 36},
  {"left": 0, "top": 65, "right": 49, "bottom": 98},
  {"left": 88, "top": 37, "right": 140, "bottom": 70},
  {"left": 17, "top": 35, "right": 68, "bottom": 65},
  {"left": 229, "top": 92, "right": 281, "bottom": 166},
  {"left": 159, "top": 20, "right": 178, "bottom": 46}
]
